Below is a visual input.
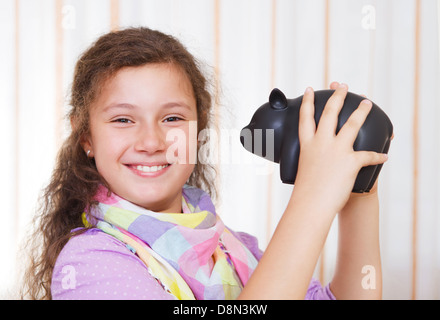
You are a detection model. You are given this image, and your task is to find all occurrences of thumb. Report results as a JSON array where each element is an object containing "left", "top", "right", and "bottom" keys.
[{"left": 356, "top": 151, "right": 388, "bottom": 167}]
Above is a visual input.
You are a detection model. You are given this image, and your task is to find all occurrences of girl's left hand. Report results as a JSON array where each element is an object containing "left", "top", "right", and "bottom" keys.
[
  {"left": 328, "top": 82, "right": 393, "bottom": 201},
  {"left": 294, "top": 82, "right": 389, "bottom": 215}
]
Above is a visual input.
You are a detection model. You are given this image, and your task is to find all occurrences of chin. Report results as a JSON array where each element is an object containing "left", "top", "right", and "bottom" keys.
[{"left": 127, "top": 186, "right": 179, "bottom": 211}]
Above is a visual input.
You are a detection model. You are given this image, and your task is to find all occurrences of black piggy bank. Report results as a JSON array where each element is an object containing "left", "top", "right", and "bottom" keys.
[{"left": 240, "top": 88, "right": 393, "bottom": 193}]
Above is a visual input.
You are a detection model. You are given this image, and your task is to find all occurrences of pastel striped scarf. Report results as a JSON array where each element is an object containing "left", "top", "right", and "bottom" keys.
[{"left": 84, "top": 185, "right": 258, "bottom": 300}]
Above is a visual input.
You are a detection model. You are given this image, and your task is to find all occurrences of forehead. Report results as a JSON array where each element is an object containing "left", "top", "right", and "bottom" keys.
[{"left": 92, "top": 63, "right": 196, "bottom": 111}]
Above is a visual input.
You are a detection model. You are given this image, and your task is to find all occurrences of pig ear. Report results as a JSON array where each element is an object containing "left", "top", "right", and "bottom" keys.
[{"left": 269, "top": 88, "right": 288, "bottom": 110}]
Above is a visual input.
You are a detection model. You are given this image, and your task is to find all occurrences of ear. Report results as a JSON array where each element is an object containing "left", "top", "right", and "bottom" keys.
[
  {"left": 81, "top": 137, "right": 94, "bottom": 158},
  {"left": 71, "top": 115, "right": 94, "bottom": 157},
  {"left": 269, "top": 88, "right": 288, "bottom": 110}
]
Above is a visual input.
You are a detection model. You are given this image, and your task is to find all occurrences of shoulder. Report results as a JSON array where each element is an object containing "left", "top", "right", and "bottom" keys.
[
  {"left": 228, "top": 229, "right": 263, "bottom": 261},
  {"left": 305, "top": 279, "right": 336, "bottom": 300},
  {"left": 51, "top": 228, "right": 175, "bottom": 300},
  {"left": 58, "top": 228, "right": 124, "bottom": 255}
]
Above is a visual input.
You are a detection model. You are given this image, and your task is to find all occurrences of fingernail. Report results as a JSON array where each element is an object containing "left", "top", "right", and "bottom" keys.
[
  {"left": 362, "top": 99, "right": 373, "bottom": 107},
  {"left": 338, "top": 83, "right": 347, "bottom": 89},
  {"left": 305, "top": 87, "right": 312, "bottom": 94}
]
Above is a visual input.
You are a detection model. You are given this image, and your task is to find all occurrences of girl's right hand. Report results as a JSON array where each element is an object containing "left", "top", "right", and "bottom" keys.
[{"left": 293, "top": 84, "right": 388, "bottom": 215}]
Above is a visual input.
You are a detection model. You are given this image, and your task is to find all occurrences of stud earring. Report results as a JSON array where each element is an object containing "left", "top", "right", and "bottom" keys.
[{"left": 86, "top": 150, "right": 91, "bottom": 157}]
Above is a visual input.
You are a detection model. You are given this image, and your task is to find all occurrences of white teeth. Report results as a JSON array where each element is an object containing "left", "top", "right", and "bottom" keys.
[{"left": 135, "top": 164, "right": 169, "bottom": 173}]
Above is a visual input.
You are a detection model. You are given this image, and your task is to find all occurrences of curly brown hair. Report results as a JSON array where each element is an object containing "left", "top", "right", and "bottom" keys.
[{"left": 21, "top": 27, "right": 217, "bottom": 299}]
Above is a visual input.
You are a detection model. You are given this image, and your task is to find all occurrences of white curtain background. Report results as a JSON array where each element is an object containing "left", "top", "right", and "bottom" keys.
[{"left": 0, "top": 0, "right": 439, "bottom": 299}]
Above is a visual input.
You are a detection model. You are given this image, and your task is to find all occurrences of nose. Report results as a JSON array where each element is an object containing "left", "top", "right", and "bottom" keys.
[{"left": 134, "top": 123, "right": 167, "bottom": 154}]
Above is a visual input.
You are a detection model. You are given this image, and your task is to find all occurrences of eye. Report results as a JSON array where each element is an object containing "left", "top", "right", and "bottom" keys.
[
  {"left": 112, "top": 118, "right": 133, "bottom": 124},
  {"left": 164, "top": 116, "right": 183, "bottom": 123}
]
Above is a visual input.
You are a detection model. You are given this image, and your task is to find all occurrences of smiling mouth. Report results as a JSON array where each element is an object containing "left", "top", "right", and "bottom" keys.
[
  {"left": 134, "top": 164, "right": 170, "bottom": 173},
  {"left": 126, "top": 163, "right": 171, "bottom": 175}
]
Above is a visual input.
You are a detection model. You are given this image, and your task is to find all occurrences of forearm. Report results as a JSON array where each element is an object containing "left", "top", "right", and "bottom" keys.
[
  {"left": 330, "top": 192, "right": 382, "bottom": 299},
  {"left": 238, "top": 187, "right": 337, "bottom": 300}
]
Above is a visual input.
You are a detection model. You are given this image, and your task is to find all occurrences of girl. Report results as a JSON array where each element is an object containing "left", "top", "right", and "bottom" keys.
[{"left": 22, "top": 27, "right": 388, "bottom": 300}]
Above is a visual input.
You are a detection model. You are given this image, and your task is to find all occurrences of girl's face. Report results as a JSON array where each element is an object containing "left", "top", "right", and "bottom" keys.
[{"left": 85, "top": 63, "right": 198, "bottom": 212}]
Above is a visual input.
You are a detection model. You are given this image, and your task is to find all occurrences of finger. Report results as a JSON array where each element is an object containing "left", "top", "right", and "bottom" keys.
[
  {"left": 337, "top": 99, "right": 373, "bottom": 146},
  {"left": 316, "top": 83, "right": 349, "bottom": 136},
  {"left": 329, "top": 81, "right": 340, "bottom": 90},
  {"left": 355, "top": 150, "right": 388, "bottom": 168},
  {"left": 298, "top": 87, "right": 316, "bottom": 143}
]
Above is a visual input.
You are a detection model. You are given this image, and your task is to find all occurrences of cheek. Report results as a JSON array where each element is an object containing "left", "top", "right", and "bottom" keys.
[
  {"left": 91, "top": 128, "right": 131, "bottom": 173},
  {"left": 165, "top": 123, "right": 198, "bottom": 164}
]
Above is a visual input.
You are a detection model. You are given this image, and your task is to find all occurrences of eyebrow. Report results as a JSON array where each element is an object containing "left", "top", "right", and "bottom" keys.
[
  {"left": 161, "top": 101, "right": 194, "bottom": 111},
  {"left": 103, "top": 101, "right": 194, "bottom": 113},
  {"left": 103, "top": 103, "right": 136, "bottom": 113}
]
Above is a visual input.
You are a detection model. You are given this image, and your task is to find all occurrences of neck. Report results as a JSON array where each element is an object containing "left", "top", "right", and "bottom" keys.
[{"left": 144, "top": 190, "right": 183, "bottom": 214}]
